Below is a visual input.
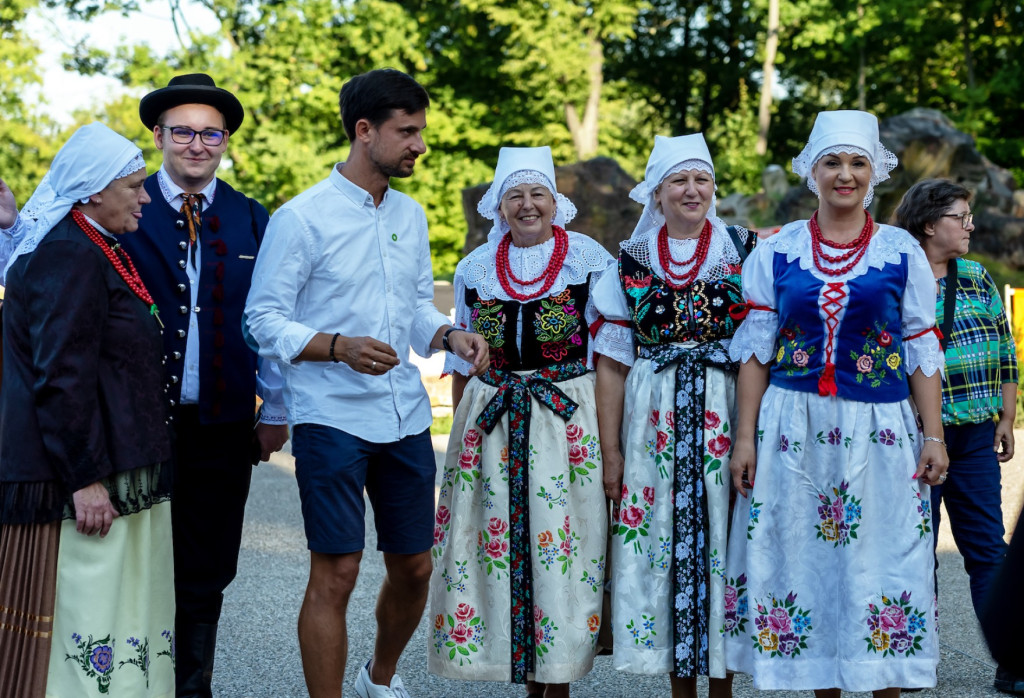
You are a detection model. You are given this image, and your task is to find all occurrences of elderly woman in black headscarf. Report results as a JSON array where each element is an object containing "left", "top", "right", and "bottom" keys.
[{"left": 0, "top": 123, "right": 174, "bottom": 697}]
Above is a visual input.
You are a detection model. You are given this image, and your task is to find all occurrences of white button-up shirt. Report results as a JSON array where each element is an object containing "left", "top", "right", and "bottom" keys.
[{"left": 245, "top": 164, "right": 449, "bottom": 443}]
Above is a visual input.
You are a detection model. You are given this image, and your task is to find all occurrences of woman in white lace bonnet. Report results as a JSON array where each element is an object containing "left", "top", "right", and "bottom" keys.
[
  {"left": 427, "top": 146, "right": 614, "bottom": 697},
  {"left": 723, "top": 110, "right": 947, "bottom": 695},
  {"left": 591, "top": 133, "right": 755, "bottom": 698},
  {"left": 0, "top": 122, "right": 175, "bottom": 696}
]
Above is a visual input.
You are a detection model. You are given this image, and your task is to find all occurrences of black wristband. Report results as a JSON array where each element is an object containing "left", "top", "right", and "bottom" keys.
[
  {"left": 442, "top": 327, "right": 462, "bottom": 353},
  {"left": 329, "top": 333, "right": 341, "bottom": 363}
]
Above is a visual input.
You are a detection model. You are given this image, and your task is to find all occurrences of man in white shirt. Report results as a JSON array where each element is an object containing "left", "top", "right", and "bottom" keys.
[{"left": 245, "top": 69, "right": 488, "bottom": 698}]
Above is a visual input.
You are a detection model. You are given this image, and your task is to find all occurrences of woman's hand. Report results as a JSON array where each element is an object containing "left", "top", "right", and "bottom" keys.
[
  {"left": 72, "top": 482, "right": 120, "bottom": 537},
  {"left": 730, "top": 437, "right": 757, "bottom": 498},
  {"left": 603, "top": 448, "right": 625, "bottom": 503},
  {"left": 915, "top": 440, "right": 949, "bottom": 486}
]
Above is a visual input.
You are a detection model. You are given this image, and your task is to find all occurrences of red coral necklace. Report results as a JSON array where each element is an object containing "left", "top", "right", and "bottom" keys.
[
  {"left": 657, "top": 219, "right": 712, "bottom": 290},
  {"left": 809, "top": 210, "right": 874, "bottom": 276},
  {"left": 496, "top": 225, "right": 569, "bottom": 301},
  {"left": 72, "top": 209, "right": 163, "bottom": 327}
]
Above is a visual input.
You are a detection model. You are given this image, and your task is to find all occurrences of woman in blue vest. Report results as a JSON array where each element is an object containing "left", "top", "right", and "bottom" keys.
[
  {"left": 592, "top": 133, "right": 755, "bottom": 698},
  {"left": 723, "top": 111, "right": 947, "bottom": 695}
]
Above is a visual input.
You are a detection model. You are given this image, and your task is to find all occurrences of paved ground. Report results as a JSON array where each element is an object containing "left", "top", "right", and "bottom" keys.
[{"left": 214, "top": 429, "right": 1023, "bottom": 697}]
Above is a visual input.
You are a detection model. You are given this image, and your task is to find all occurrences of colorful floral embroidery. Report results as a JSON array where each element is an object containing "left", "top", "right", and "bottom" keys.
[
  {"left": 778, "top": 434, "right": 803, "bottom": 453},
  {"left": 646, "top": 410, "right": 674, "bottom": 479},
  {"left": 588, "top": 613, "right": 601, "bottom": 646},
  {"left": 776, "top": 323, "right": 817, "bottom": 376},
  {"left": 434, "top": 604, "right": 486, "bottom": 664},
  {"left": 721, "top": 574, "right": 749, "bottom": 637},
  {"left": 869, "top": 428, "right": 904, "bottom": 448},
  {"left": 710, "top": 548, "right": 725, "bottom": 578},
  {"left": 536, "top": 515, "right": 580, "bottom": 574},
  {"left": 156, "top": 629, "right": 174, "bottom": 667},
  {"left": 579, "top": 556, "right": 606, "bottom": 593},
  {"left": 454, "top": 429, "right": 483, "bottom": 491},
  {"left": 646, "top": 535, "right": 671, "bottom": 571},
  {"left": 470, "top": 299, "right": 506, "bottom": 348},
  {"left": 815, "top": 480, "right": 862, "bottom": 547},
  {"left": 612, "top": 484, "right": 653, "bottom": 553},
  {"left": 476, "top": 517, "right": 510, "bottom": 577},
  {"left": 626, "top": 613, "right": 657, "bottom": 649},
  {"left": 537, "top": 472, "right": 568, "bottom": 509},
  {"left": 66, "top": 633, "right": 116, "bottom": 694},
  {"left": 850, "top": 322, "right": 905, "bottom": 387},
  {"left": 566, "top": 423, "right": 601, "bottom": 485},
  {"left": 432, "top": 505, "right": 452, "bottom": 559},
  {"left": 439, "top": 561, "right": 469, "bottom": 593},
  {"left": 814, "top": 427, "right": 852, "bottom": 447},
  {"left": 534, "top": 605, "right": 559, "bottom": 661},
  {"left": 118, "top": 636, "right": 150, "bottom": 686},
  {"left": 865, "top": 591, "right": 928, "bottom": 657},
  {"left": 704, "top": 410, "right": 731, "bottom": 485},
  {"left": 534, "top": 293, "right": 582, "bottom": 362},
  {"left": 752, "top": 592, "right": 812, "bottom": 658},
  {"left": 915, "top": 491, "right": 932, "bottom": 538},
  {"left": 747, "top": 499, "right": 763, "bottom": 540}
]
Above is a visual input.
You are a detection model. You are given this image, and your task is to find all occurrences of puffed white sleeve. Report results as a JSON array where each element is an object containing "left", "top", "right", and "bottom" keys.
[
  {"left": 901, "top": 244, "right": 944, "bottom": 377},
  {"left": 443, "top": 267, "right": 475, "bottom": 377},
  {"left": 590, "top": 260, "right": 635, "bottom": 367},
  {"left": 728, "top": 241, "right": 779, "bottom": 364}
]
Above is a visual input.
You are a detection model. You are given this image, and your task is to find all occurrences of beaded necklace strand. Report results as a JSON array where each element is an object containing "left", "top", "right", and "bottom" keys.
[
  {"left": 72, "top": 209, "right": 163, "bottom": 328},
  {"left": 657, "top": 219, "right": 712, "bottom": 290},
  {"left": 809, "top": 210, "right": 874, "bottom": 276},
  {"left": 496, "top": 225, "right": 569, "bottom": 301}
]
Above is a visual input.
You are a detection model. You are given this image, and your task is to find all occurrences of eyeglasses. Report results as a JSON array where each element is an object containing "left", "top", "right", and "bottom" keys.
[
  {"left": 161, "top": 126, "right": 227, "bottom": 146},
  {"left": 942, "top": 211, "right": 973, "bottom": 229}
]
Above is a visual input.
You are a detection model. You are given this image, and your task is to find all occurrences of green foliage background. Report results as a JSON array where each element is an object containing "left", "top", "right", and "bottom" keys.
[{"left": 4, "top": 0, "right": 1024, "bottom": 277}]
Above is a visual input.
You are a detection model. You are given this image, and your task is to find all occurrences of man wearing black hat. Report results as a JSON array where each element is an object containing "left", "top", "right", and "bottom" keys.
[{"left": 121, "top": 73, "right": 290, "bottom": 697}]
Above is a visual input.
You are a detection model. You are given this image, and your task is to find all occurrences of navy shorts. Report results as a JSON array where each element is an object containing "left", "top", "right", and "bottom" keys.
[{"left": 291, "top": 424, "right": 436, "bottom": 555}]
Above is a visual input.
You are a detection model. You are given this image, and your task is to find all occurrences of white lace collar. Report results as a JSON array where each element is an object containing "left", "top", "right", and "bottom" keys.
[{"left": 767, "top": 221, "right": 920, "bottom": 282}]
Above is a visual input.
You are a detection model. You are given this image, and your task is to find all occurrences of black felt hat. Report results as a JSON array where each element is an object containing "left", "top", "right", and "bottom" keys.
[{"left": 139, "top": 73, "right": 244, "bottom": 133}]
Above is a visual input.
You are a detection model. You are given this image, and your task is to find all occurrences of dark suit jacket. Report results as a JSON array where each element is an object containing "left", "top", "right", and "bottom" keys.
[{"left": 0, "top": 215, "right": 171, "bottom": 523}]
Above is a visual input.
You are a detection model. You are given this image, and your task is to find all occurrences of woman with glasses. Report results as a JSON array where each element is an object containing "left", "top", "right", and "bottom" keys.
[{"left": 892, "top": 179, "right": 1021, "bottom": 696}]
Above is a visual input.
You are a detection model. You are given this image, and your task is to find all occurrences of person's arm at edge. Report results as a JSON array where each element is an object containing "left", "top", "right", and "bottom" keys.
[
  {"left": 909, "top": 368, "right": 949, "bottom": 484},
  {"left": 730, "top": 358, "right": 769, "bottom": 498},
  {"left": 596, "top": 356, "right": 629, "bottom": 503}
]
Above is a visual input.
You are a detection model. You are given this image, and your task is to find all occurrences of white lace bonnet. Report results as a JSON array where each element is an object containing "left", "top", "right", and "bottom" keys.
[
  {"left": 791, "top": 109, "right": 898, "bottom": 208},
  {"left": 5, "top": 122, "right": 145, "bottom": 275},
  {"left": 628, "top": 133, "right": 717, "bottom": 239},
  {"left": 477, "top": 146, "right": 578, "bottom": 243}
]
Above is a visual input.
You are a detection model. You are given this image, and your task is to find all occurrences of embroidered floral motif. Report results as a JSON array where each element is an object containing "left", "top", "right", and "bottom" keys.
[
  {"left": 439, "top": 560, "right": 469, "bottom": 593},
  {"left": 537, "top": 472, "right": 568, "bottom": 510},
  {"left": 536, "top": 516, "right": 580, "bottom": 574},
  {"left": 747, "top": 499, "right": 763, "bottom": 540},
  {"left": 814, "top": 427, "right": 852, "bottom": 447},
  {"left": 869, "top": 428, "right": 904, "bottom": 448},
  {"left": 646, "top": 409, "right": 675, "bottom": 479},
  {"left": 776, "top": 323, "right": 817, "bottom": 376},
  {"left": 778, "top": 434, "right": 803, "bottom": 452},
  {"left": 454, "top": 429, "right": 483, "bottom": 491},
  {"left": 721, "top": 574, "right": 749, "bottom": 637},
  {"left": 865, "top": 591, "right": 927, "bottom": 657},
  {"left": 915, "top": 491, "right": 932, "bottom": 538},
  {"left": 534, "top": 294, "right": 582, "bottom": 362},
  {"left": 588, "top": 613, "right": 601, "bottom": 646},
  {"left": 752, "top": 592, "right": 812, "bottom": 658},
  {"left": 851, "top": 322, "right": 905, "bottom": 387},
  {"left": 710, "top": 548, "right": 725, "bottom": 578},
  {"left": 476, "top": 517, "right": 511, "bottom": 577},
  {"left": 434, "top": 604, "right": 486, "bottom": 664},
  {"left": 470, "top": 299, "right": 506, "bottom": 348},
  {"left": 118, "top": 636, "right": 150, "bottom": 687},
  {"left": 814, "top": 480, "right": 862, "bottom": 547},
  {"left": 432, "top": 505, "right": 452, "bottom": 559},
  {"left": 612, "top": 484, "right": 653, "bottom": 553},
  {"left": 156, "top": 629, "right": 174, "bottom": 667},
  {"left": 579, "top": 556, "right": 606, "bottom": 593},
  {"left": 646, "top": 535, "right": 671, "bottom": 571},
  {"left": 566, "top": 424, "right": 601, "bottom": 485},
  {"left": 626, "top": 613, "right": 657, "bottom": 649},
  {"left": 534, "top": 605, "right": 559, "bottom": 661},
  {"left": 704, "top": 411, "right": 731, "bottom": 485},
  {"left": 66, "top": 633, "right": 116, "bottom": 693}
]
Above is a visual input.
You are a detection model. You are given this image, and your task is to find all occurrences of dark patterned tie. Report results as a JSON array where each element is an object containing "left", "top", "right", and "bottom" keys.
[{"left": 180, "top": 193, "right": 202, "bottom": 266}]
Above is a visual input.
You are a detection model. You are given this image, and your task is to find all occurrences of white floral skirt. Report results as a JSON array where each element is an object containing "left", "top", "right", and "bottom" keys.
[
  {"left": 611, "top": 360, "right": 736, "bottom": 678},
  {"left": 723, "top": 385, "right": 939, "bottom": 691},
  {"left": 428, "top": 371, "right": 606, "bottom": 683}
]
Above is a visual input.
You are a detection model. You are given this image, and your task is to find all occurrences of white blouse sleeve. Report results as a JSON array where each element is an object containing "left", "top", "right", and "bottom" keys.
[
  {"left": 729, "top": 241, "right": 779, "bottom": 364},
  {"left": 901, "top": 244, "right": 944, "bottom": 377},
  {"left": 444, "top": 269, "right": 475, "bottom": 377},
  {"left": 590, "top": 261, "right": 635, "bottom": 367}
]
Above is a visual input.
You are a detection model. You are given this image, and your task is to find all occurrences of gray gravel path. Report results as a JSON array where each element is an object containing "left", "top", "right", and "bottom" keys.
[{"left": 213, "top": 432, "right": 1023, "bottom": 697}]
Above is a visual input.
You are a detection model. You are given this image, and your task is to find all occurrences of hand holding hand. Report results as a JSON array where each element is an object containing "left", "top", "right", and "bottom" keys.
[
  {"left": 449, "top": 330, "right": 490, "bottom": 376},
  {"left": 72, "top": 482, "right": 120, "bottom": 537}
]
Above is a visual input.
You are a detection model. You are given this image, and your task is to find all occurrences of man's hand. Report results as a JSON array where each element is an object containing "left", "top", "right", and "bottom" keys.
[
  {"left": 339, "top": 336, "right": 400, "bottom": 375},
  {"left": 256, "top": 422, "right": 290, "bottom": 462},
  {"left": 72, "top": 482, "right": 120, "bottom": 537},
  {"left": 448, "top": 330, "right": 490, "bottom": 376},
  {"left": 0, "top": 178, "right": 18, "bottom": 229}
]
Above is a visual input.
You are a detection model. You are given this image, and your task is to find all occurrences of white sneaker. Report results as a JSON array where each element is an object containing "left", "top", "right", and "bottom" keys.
[{"left": 354, "top": 660, "right": 412, "bottom": 698}]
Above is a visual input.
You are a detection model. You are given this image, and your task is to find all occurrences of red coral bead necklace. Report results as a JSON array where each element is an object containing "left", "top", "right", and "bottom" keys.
[
  {"left": 657, "top": 219, "right": 712, "bottom": 290},
  {"left": 72, "top": 209, "right": 163, "bottom": 327},
  {"left": 809, "top": 210, "right": 874, "bottom": 277},
  {"left": 496, "top": 225, "right": 569, "bottom": 301}
]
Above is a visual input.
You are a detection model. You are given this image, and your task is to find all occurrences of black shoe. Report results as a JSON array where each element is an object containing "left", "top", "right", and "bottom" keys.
[{"left": 995, "top": 666, "right": 1024, "bottom": 696}]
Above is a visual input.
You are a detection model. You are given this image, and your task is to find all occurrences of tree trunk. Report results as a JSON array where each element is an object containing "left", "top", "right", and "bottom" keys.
[
  {"left": 755, "top": 0, "right": 779, "bottom": 156},
  {"left": 856, "top": 3, "right": 866, "bottom": 110},
  {"left": 566, "top": 31, "right": 602, "bottom": 160}
]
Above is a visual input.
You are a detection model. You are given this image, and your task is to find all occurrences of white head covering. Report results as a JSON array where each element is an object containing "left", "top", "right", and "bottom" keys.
[
  {"left": 791, "top": 109, "right": 898, "bottom": 208},
  {"left": 476, "top": 146, "right": 578, "bottom": 243},
  {"left": 6, "top": 122, "right": 145, "bottom": 275},
  {"left": 628, "top": 133, "right": 717, "bottom": 239}
]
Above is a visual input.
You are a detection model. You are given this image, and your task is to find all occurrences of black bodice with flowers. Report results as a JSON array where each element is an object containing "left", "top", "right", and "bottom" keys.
[
  {"left": 618, "top": 250, "right": 749, "bottom": 348},
  {"left": 465, "top": 278, "right": 592, "bottom": 371}
]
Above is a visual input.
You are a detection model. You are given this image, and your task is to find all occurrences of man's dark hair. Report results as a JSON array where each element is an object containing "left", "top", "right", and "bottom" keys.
[
  {"left": 339, "top": 69, "right": 430, "bottom": 142},
  {"left": 891, "top": 178, "right": 972, "bottom": 241}
]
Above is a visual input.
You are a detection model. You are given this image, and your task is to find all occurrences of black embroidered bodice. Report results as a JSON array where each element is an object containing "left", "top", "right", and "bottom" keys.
[{"left": 465, "top": 277, "right": 593, "bottom": 371}]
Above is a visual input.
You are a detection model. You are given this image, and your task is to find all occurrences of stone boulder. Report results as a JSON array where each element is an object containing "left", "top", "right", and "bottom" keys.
[{"left": 461, "top": 157, "right": 640, "bottom": 256}]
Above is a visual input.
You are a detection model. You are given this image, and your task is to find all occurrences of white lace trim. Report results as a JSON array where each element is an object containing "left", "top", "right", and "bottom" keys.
[
  {"left": 903, "top": 333, "right": 945, "bottom": 378},
  {"left": 628, "top": 160, "right": 717, "bottom": 239},
  {"left": 476, "top": 169, "right": 578, "bottom": 243},
  {"left": 767, "top": 221, "right": 920, "bottom": 282},
  {"left": 791, "top": 145, "right": 898, "bottom": 209},
  {"left": 620, "top": 216, "right": 748, "bottom": 284},
  {"left": 593, "top": 321, "right": 634, "bottom": 367},
  {"left": 729, "top": 309, "right": 779, "bottom": 364}
]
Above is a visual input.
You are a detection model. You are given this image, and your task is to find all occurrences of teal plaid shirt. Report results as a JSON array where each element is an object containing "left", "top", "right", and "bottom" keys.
[{"left": 937, "top": 258, "right": 1018, "bottom": 425}]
